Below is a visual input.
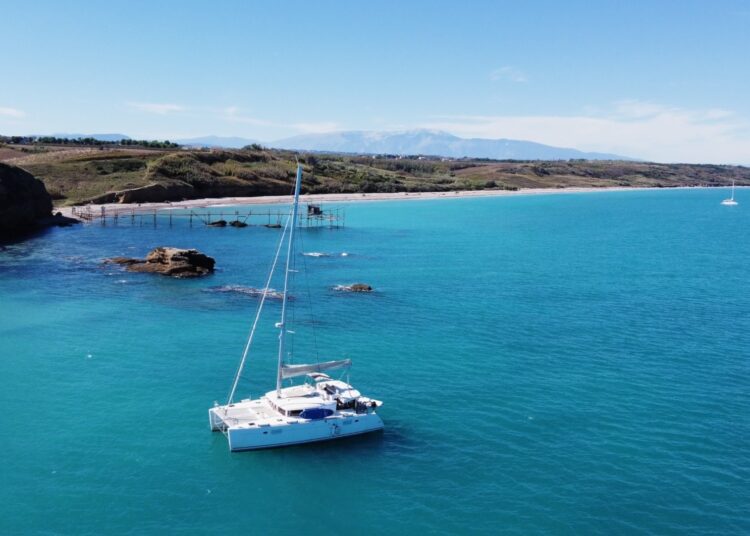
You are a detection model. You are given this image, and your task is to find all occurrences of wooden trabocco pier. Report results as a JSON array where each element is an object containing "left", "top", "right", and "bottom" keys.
[{"left": 71, "top": 203, "right": 345, "bottom": 229}]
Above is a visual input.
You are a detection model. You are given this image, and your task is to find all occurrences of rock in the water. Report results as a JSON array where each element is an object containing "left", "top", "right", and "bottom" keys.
[
  {"left": 37, "top": 212, "right": 81, "bottom": 229},
  {"left": 0, "top": 162, "right": 53, "bottom": 238},
  {"left": 350, "top": 283, "right": 373, "bottom": 292},
  {"left": 104, "top": 256, "right": 141, "bottom": 266},
  {"left": 229, "top": 220, "right": 248, "bottom": 228},
  {"left": 208, "top": 220, "right": 227, "bottom": 227},
  {"left": 204, "top": 284, "right": 288, "bottom": 301},
  {"left": 334, "top": 283, "right": 373, "bottom": 292},
  {"left": 105, "top": 247, "right": 215, "bottom": 278}
]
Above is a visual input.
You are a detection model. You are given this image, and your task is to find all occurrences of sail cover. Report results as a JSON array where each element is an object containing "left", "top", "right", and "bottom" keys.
[{"left": 280, "top": 359, "right": 352, "bottom": 379}]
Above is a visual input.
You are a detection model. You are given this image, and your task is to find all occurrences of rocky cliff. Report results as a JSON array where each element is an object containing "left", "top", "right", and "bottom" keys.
[{"left": 0, "top": 163, "right": 53, "bottom": 238}]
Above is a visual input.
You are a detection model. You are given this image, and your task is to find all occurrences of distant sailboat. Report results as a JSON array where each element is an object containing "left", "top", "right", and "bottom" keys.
[
  {"left": 209, "top": 164, "right": 383, "bottom": 451},
  {"left": 721, "top": 181, "right": 738, "bottom": 206}
]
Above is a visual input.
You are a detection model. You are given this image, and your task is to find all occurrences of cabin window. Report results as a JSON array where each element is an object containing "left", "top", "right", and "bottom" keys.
[{"left": 299, "top": 408, "right": 334, "bottom": 420}]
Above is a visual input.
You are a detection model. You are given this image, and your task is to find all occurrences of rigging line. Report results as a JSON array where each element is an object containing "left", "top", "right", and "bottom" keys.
[
  {"left": 296, "top": 222, "right": 321, "bottom": 363},
  {"left": 275, "top": 164, "right": 303, "bottom": 395},
  {"left": 280, "top": 162, "right": 302, "bottom": 387},
  {"left": 225, "top": 213, "right": 291, "bottom": 406},
  {"left": 288, "top": 229, "right": 297, "bottom": 369},
  {"left": 288, "top": 166, "right": 301, "bottom": 370}
]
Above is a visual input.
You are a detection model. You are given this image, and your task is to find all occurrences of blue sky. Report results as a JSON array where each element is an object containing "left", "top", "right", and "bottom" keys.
[{"left": 2, "top": 0, "right": 750, "bottom": 163}]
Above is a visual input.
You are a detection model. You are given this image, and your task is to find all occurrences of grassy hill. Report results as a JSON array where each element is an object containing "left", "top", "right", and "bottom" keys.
[{"left": 1, "top": 142, "right": 749, "bottom": 206}]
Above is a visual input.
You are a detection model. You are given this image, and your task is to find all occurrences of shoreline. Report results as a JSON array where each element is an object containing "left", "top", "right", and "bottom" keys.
[{"left": 55, "top": 185, "right": 722, "bottom": 217}]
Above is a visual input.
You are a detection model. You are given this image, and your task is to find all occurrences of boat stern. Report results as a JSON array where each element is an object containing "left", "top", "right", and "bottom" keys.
[{"left": 208, "top": 405, "right": 228, "bottom": 431}]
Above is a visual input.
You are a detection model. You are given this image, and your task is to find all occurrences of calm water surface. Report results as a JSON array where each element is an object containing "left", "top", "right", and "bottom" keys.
[{"left": 1, "top": 189, "right": 748, "bottom": 534}]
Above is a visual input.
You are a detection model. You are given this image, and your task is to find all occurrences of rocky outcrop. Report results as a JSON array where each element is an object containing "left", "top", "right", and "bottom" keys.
[
  {"left": 87, "top": 182, "right": 194, "bottom": 205},
  {"left": 0, "top": 163, "right": 54, "bottom": 238},
  {"left": 106, "top": 247, "right": 215, "bottom": 278},
  {"left": 38, "top": 211, "right": 81, "bottom": 228},
  {"left": 116, "top": 182, "right": 194, "bottom": 204}
]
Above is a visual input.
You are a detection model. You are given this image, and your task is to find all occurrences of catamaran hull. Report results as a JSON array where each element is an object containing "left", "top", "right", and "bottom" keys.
[{"left": 209, "top": 409, "right": 384, "bottom": 451}]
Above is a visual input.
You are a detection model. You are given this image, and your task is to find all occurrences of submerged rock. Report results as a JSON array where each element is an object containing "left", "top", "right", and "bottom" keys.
[
  {"left": 204, "top": 284, "right": 289, "bottom": 301},
  {"left": 105, "top": 247, "right": 215, "bottom": 278},
  {"left": 105, "top": 256, "right": 141, "bottom": 266}
]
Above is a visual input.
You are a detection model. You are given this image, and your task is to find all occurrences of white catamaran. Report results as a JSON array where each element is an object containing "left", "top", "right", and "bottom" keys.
[
  {"left": 721, "top": 181, "right": 738, "bottom": 206},
  {"left": 209, "top": 164, "right": 384, "bottom": 451}
]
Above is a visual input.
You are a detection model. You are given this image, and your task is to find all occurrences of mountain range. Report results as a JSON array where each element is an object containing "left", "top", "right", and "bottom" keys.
[
  {"left": 275, "top": 130, "right": 632, "bottom": 160},
  {"left": 28, "top": 130, "right": 631, "bottom": 160},
  {"left": 179, "top": 130, "right": 631, "bottom": 160}
]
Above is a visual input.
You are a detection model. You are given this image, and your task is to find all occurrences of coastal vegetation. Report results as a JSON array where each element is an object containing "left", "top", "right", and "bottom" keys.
[
  {"left": 0, "top": 135, "right": 178, "bottom": 148},
  {"left": 1, "top": 140, "right": 749, "bottom": 206}
]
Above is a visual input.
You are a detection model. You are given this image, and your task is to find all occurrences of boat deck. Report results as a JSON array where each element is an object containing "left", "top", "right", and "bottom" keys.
[
  {"left": 212, "top": 399, "right": 286, "bottom": 429},
  {"left": 210, "top": 397, "right": 367, "bottom": 432},
  {"left": 210, "top": 382, "right": 382, "bottom": 437}
]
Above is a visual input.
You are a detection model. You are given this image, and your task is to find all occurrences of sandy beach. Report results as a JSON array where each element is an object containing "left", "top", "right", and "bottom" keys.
[{"left": 57, "top": 185, "right": 701, "bottom": 217}]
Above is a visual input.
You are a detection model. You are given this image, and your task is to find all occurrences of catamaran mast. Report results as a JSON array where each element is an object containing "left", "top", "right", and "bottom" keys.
[{"left": 276, "top": 163, "right": 303, "bottom": 396}]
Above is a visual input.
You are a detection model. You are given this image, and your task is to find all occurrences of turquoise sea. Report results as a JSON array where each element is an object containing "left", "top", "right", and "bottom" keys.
[{"left": 1, "top": 189, "right": 748, "bottom": 535}]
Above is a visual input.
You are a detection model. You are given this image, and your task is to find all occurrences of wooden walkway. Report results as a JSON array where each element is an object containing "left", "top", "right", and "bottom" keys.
[{"left": 71, "top": 204, "right": 345, "bottom": 229}]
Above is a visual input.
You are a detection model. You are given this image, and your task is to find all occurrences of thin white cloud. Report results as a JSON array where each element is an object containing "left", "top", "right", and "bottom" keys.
[
  {"left": 0, "top": 107, "right": 25, "bottom": 118},
  {"left": 421, "top": 101, "right": 750, "bottom": 164},
  {"left": 290, "top": 121, "right": 341, "bottom": 133},
  {"left": 490, "top": 66, "right": 528, "bottom": 83},
  {"left": 222, "top": 106, "right": 274, "bottom": 126},
  {"left": 127, "top": 102, "right": 184, "bottom": 115},
  {"left": 610, "top": 100, "right": 734, "bottom": 122}
]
